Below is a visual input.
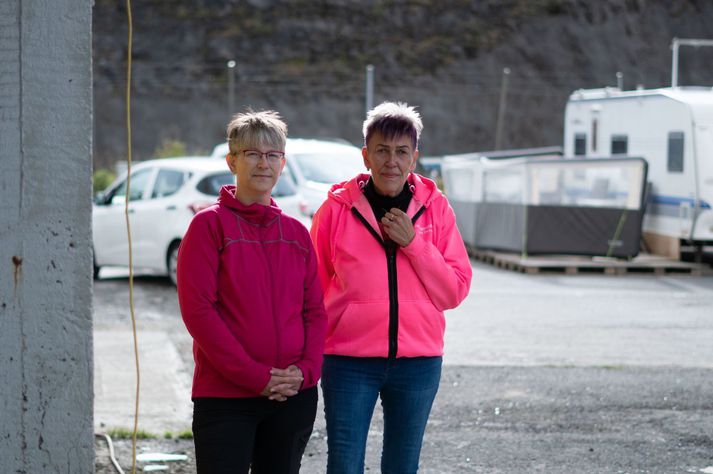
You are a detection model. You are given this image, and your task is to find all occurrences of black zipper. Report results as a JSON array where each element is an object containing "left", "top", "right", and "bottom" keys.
[
  {"left": 351, "top": 206, "right": 426, "bottom": 359},
  {"left": 386, "top": 244, "right": 398, "bottom": 358}
]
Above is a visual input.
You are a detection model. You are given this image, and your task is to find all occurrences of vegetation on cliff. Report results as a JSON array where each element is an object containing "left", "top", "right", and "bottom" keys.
[{"left": 93, "top": 0, "right": 713, "bottom": 167}]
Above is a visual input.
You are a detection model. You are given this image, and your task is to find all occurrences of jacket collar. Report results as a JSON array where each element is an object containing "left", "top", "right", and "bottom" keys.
[
  {"left": 218, "top": 185, "right": 282, "bottom": 225},
  {"left": 328, "top": 172, "right": 441, "bottom": 212},
  {"left": 326, "top": 173, "right": 441, "bottom": 234}
]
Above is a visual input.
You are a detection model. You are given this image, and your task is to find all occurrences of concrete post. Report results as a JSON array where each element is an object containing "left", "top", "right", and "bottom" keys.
[
  {"left": 365, "top": 64, "right": 374, "bottom": 117},
  {"left": 671, "top": 38, "right": 680, "bottom": 88},
  {"left": 227, "top": 60, "right": 236, "bottom": 119},
  {"left": 494, "top": 67, "right": 510, "bottom": 150},
  {"left": 0, "top": 0, "right": 94, "bottom": 472}
]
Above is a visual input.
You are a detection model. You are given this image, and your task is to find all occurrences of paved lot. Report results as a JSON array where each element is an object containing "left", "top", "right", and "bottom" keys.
[{"left": 93, "top": 261, "right": 713, "bottom": 473}]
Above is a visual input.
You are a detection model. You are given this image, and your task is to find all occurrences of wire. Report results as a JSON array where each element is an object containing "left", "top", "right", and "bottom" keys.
[
  {"left": 607, "top": 210, "right": 629, "bottom": 259},
  {"left": 95, "top": 433, "right": 125, "bottom": 474},
  {"left": 123, "top": 1, "right": 141, "bottom": 474}
]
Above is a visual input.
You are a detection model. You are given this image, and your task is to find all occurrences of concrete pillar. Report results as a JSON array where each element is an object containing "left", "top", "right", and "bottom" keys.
[{"left": 0, "top": 0, "right": 94, "bottom": 472}]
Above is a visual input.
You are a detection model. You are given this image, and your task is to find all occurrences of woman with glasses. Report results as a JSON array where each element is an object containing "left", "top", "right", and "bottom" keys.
[
  {"left": 177, "top": 110, "right": 327, "bottom": 473},
  {"left": 310, "top": 102, "right": 472, "bottom": 474}
]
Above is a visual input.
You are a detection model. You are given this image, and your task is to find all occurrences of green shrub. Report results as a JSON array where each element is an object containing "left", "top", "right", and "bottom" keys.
[
  {"left": 153, "top": 139, "right": 187, "bottom": 158},
  {"left": 93, "top": 168, "right": 116, "bottom": 193},
  {"left": 177, "top": 429, "right": 193, "bottom": 440}
]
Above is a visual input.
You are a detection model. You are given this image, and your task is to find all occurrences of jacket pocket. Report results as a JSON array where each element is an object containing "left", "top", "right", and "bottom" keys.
[
  {"left": 327, "top": 301, "right": 390, "bottom": 357},
  {"left": 396, "top": 300, "right": 445, "bottom": 357}
]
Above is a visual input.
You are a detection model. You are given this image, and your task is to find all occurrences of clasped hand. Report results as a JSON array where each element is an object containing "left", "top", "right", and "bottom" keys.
[
  {"left": 260, "top": 365, "right": 303, "bottom": 402},
  {"left": 381, "top": 208, "right": 415, "bottom": 247}
]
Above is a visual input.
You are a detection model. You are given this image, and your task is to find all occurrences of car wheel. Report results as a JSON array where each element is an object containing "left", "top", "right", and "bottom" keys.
[{"left": 167, "top": 241, "right": 180, "bottom": 287}]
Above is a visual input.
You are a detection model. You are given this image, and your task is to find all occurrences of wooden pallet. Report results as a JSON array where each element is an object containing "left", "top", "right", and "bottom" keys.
[{"left": 470, "top": 249, "right": 707, "bottom": 275}]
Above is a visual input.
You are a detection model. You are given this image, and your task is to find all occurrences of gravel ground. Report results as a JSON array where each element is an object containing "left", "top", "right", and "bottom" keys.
[
  {"left": 94, "top": 365, "right": 713, "bottom": 474},
  {"left": 93, "top": 265, "right": 713, "bottom": 473}
]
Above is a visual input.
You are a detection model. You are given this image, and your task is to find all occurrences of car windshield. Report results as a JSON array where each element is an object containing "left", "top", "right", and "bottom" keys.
[
  {"left": 196, "top": 171, "right": 296, "bottom": 197},
  {"left": 291, "top": 152, "right": 364, "bottom": 184}
]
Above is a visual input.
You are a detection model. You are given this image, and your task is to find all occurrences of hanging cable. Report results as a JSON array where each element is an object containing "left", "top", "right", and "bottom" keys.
[{"left": 123, "top": 1, "right": 140, "bottom": 473}]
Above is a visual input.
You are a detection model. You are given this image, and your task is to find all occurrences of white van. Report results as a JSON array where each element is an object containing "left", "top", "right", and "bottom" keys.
[{"left": 212, "top": 138, "right": 364, "bottom": 216}]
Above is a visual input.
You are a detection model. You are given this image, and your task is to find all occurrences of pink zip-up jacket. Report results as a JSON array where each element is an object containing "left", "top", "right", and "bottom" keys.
[
  {"left": 310, "top": 173, "right": 472, "bottom": 358},
  {"left": 177, "top": 185, "right": 327, "bottom": 398}
]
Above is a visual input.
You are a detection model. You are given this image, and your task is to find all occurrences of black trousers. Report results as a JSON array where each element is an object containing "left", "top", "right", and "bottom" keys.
[{"left": 192, "top": 386, "right": 318, "bottom": 474}]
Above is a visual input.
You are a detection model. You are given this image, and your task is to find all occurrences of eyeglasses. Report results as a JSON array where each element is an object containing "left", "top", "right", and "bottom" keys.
[{"left": 239, "top": 149, "right": 285, "bottom": 164}]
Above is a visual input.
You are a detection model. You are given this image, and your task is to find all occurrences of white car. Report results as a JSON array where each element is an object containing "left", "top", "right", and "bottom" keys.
[
  {"left": 211, "top": 138, "right": 365, "bottom": 216},
  {"left": 93, "top": 156, "right": 310, "bottom": 285}
]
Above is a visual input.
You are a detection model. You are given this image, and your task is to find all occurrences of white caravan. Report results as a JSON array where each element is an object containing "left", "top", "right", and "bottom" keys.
[{"left": 563, "top": 86, "right": 713, "bottom": 257}]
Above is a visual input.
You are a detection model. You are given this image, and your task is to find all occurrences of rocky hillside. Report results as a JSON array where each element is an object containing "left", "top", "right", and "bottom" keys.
[{"left": 93, "top": 0, "right": 713, "bottom": 168}]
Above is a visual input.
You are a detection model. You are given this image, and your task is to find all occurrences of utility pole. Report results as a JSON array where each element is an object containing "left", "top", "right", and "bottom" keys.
[
  {"left": 365, "top": 64, "right": 374, "bottom": 116},
  {"left": 227, "top": 60, "right": 236, "bottom": 118},
  {"left": 671, "top": 38, "right": 713, "bottom": 87},
  {"left": 494, "top": 67, "right": 510, "bottom": 151}
]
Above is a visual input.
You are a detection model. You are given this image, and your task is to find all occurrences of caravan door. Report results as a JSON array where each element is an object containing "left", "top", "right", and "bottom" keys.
[
  {"left": 678, "top": 199, "right": 693, "bottom": 237},
  {"left": 661, "top": 130, "right": 696, "bottom": 240},
  {"left": 691, "top": 122, "right": 713, "bottom": 241}
]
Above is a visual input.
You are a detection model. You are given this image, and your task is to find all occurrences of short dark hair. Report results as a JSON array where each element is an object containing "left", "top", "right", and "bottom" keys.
[{"left": 363, "top": 101, "right": 423, "bottom": 150}]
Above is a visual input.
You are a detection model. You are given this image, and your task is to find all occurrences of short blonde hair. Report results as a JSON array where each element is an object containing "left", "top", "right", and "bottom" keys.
[{"left": 226, "top": 110, "right": 287, "bottom": 156}]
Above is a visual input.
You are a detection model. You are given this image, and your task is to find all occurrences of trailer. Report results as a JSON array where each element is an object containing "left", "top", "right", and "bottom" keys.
[{"left": 563, "top": 86, "right": 713, "bottom": 258}]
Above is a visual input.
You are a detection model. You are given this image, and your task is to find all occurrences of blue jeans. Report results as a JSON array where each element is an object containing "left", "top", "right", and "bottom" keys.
[{"left": 321, "top": 355, "right": 442, "bottom": 474}]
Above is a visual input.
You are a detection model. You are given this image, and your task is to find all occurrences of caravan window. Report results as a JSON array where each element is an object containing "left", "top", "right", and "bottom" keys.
[
  {"left": 574, "top": 134, "right": 586, "bottom": 156},
  {"left": 667, "top": 132, "right": 684, "bottom": 173},
  {"left": 611, "top": 135, "right": 628, "bottom": 155}
]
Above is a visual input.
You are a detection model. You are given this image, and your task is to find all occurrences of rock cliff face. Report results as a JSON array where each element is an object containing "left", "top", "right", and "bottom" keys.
[{"left": 93, "top": 0, "right": 713, "bottom": 168}]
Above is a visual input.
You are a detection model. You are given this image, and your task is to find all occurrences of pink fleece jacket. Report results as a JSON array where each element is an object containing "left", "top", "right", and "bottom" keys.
[
  {"left": 177, "top": 185, "right": 327, "bottom": 398},
  {"left": 310, "top": 173, "right": 472, "bottom": 358}
]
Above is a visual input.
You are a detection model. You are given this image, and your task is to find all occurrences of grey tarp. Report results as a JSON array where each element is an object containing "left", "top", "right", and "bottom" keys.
[{"left": 443, "top": 157, "right": 649, "bottom": 258}]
